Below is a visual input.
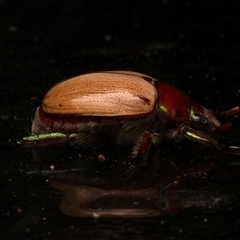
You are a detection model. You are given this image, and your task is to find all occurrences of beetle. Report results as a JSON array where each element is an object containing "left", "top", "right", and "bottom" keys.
[{"left": 21, "top": 71, "right": 239, "bottom": 158}]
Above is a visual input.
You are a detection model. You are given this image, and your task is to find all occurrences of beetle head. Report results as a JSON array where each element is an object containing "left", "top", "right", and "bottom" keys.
[
  {"left": 155, "top": 81, "right": 222, "bottom": 132},
  {"left": 190, "top": 102, "right": 221, "bottom": 132}
]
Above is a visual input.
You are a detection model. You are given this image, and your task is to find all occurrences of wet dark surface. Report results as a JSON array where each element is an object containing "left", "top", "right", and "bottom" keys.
[{"left": 1, "top": 1, "right": 240, "bottom": 239}]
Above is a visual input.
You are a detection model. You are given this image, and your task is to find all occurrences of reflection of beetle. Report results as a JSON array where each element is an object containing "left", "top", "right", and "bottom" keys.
[{"left": 22, "top": 71, "right": 239, "bottom": 158}]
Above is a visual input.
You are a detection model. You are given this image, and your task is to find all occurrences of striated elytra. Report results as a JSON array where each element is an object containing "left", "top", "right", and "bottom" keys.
[{"left": 42, "top": 71, "right": 157, "bottom": 116}]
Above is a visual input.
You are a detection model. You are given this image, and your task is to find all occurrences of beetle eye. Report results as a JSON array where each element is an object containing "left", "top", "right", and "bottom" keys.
[
  {"left": 191, "top": 113, "right": 200, "bottom": 122},
  {"left": 191, "top": 113, "right": 206, "bottom": 123}
]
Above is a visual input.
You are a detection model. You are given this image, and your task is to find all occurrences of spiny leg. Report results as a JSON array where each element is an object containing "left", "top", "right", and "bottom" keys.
[
  {"left": 168, "top": 125, "right": 240, "bottom": 154},
  {"left": 184, "top": 127, "right": 220, "bottom": 147},
  {"left": 168, "top": 125, "right": 221, "bottom": 148},
  {"left": 132, "top": 131, "right": 160, "bottom": 158}
]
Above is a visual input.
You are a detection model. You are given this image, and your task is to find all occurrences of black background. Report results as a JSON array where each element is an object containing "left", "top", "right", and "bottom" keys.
[{"left": 1, "top": 1, "right": 240, "bottom": 239}]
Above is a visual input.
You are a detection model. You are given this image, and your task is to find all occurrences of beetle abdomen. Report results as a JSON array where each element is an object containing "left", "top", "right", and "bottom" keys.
[{"left": 43, "top": 72, "right": 157, "bottom": 116}]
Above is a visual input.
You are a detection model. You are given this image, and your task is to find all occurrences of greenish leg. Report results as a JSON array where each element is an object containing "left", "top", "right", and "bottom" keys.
[
  {"left": 178, "top": 125, "right": 240, "bottom": 154},
  {"left": 18, "top": 132, "right": 83, "bottom": 147}
]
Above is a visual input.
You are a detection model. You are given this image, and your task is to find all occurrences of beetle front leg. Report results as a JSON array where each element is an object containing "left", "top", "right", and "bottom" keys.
[{"left": 168, "top": 125, "right": 221, "bottom": 149}]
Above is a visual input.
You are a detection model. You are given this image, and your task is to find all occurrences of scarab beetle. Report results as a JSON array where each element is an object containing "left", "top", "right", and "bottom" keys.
[{"left": 22, "top": 71, "right": 239, "bottom": 158}]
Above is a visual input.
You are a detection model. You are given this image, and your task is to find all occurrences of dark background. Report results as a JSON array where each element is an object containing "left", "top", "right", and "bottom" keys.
[{"left": 1, "top": 1, "right": 240, "bottom": 239}]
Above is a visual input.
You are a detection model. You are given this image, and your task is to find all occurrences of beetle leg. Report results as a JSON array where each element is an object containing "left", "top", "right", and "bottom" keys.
[
  {"left": 20, "top": 132, "right": 111, "bottom": 148},
  {"left": 168, "top": 125, "right": 221, "bottom": 148},
  {"left": 20, "top": 132, "right": 70, "bottom": 147},
  {"left": 169, "top": 126, "right": 240, "bottom": 155},
  {"left": 132, "top": 131, "right": 160, "bottom": 158}
]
